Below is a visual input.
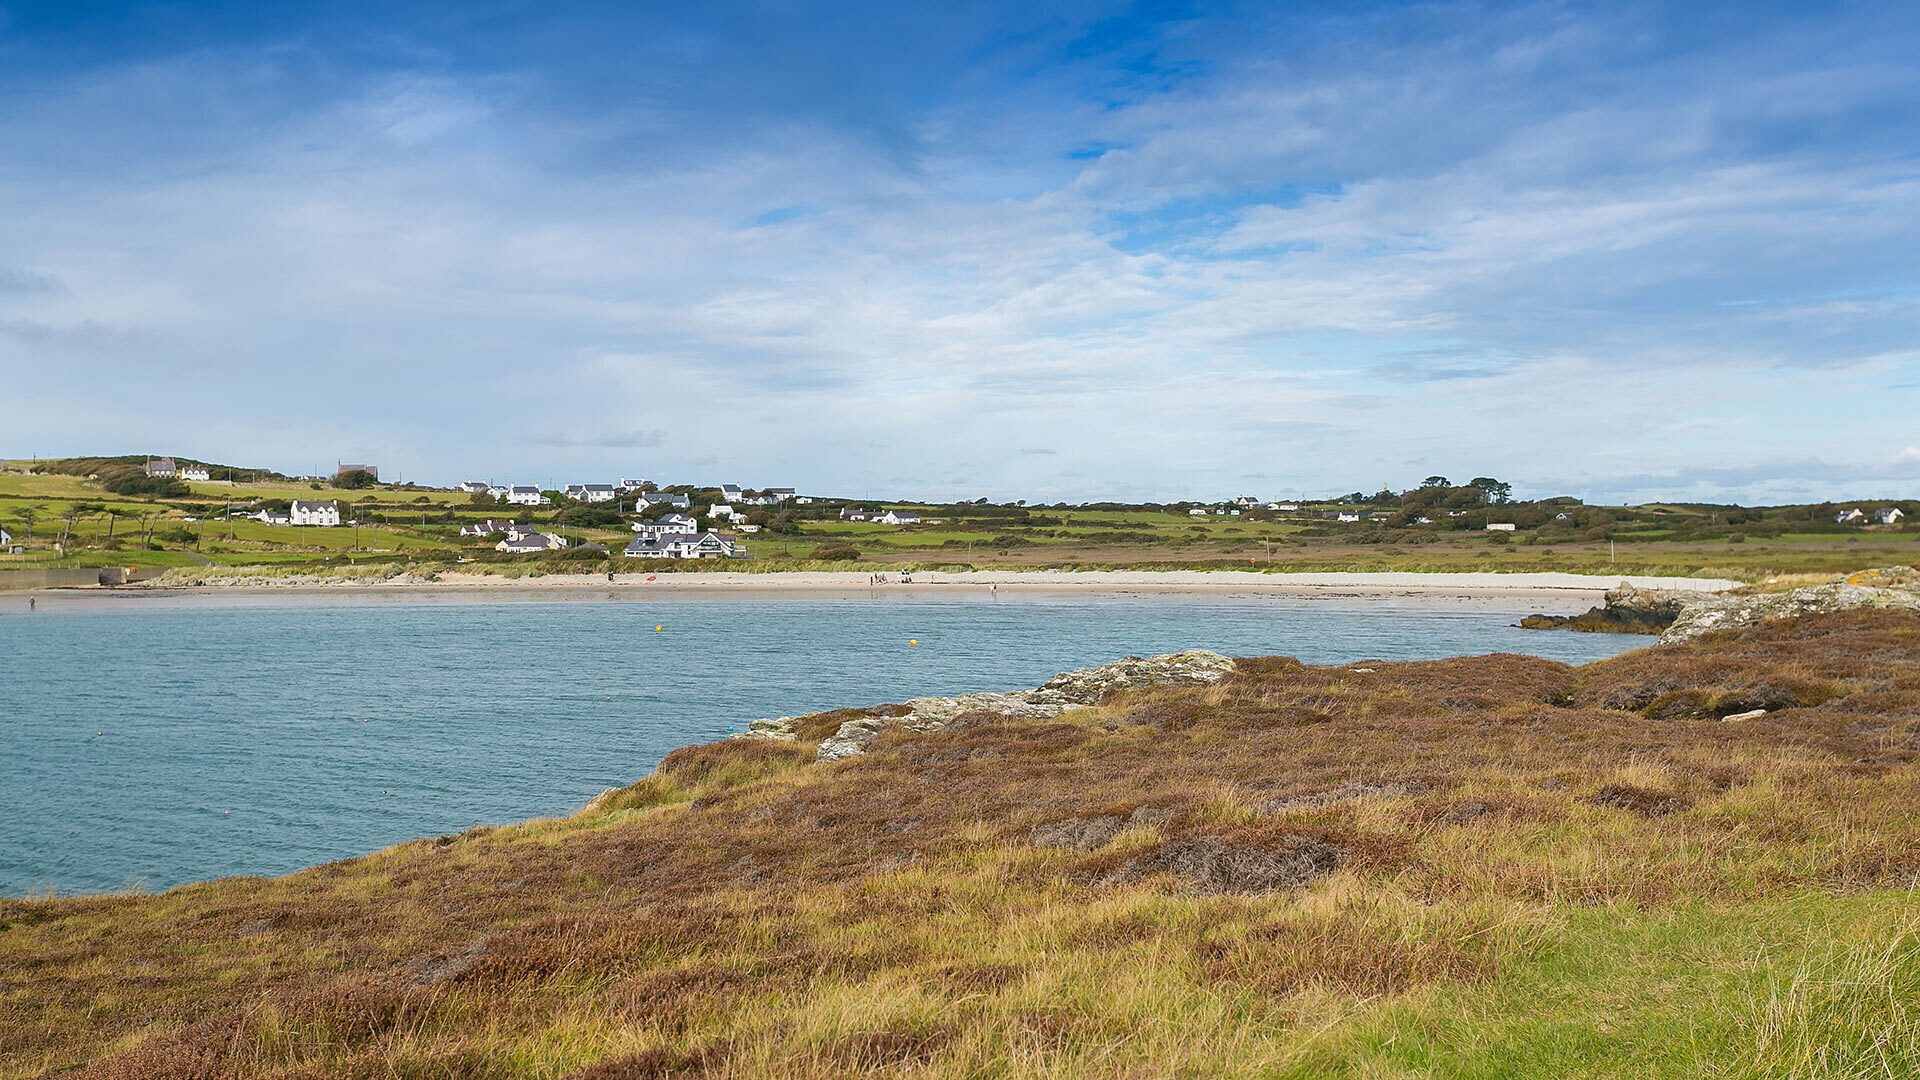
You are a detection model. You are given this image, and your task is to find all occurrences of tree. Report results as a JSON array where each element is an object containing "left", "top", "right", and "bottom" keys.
[
  {"left": 334, "top": 469, "right": 377, "bottom": 489},
  {"left": 1421, "top": 475, "right": 1450, "bottom": 489},
  {"left": 1467, "top": 477, "right": 1513, "bottom": 504}
]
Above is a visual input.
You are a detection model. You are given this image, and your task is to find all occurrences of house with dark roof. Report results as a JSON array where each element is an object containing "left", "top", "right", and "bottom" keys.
[
  {"left": 289, "top": 500, "right": 341, "bottom": 526},
  {"left": 875, "top": 510, "right": 921, "bottom": 526},
  {"left": 507, "top": 485, "right": 546, "bottom": 506},
  {"left": 496, "top": 531, "right": 567, "bottom": 553},
  {"left": 623, "top": 531, "right": 743, "bottom": 559},
  {"left": 632, "top": 513, "right": 699, "bottom": 539},
  {"left": 144, "top": 457, "right": 177, "bottom": 478},
  {"left": 637, "top": 491, "right": 691, "bottom": 510}
]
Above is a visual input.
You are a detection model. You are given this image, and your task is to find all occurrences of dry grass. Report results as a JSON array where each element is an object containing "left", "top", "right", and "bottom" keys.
[{"left": 5, "top": 611, "right": 1920, "bottom": 1077}]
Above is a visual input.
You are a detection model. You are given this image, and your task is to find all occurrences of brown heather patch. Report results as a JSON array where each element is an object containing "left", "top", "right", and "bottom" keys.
[{"left": 8, "top": 609, "right": 1920, "bottom": 1076}]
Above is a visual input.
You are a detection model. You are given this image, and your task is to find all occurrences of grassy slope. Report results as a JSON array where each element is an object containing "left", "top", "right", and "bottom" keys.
[
  {"left": 4, "top": 612, "right": 1918, "bottom": 1078},
  {"left": 9, "top": 462, "right": 1920, "bottom": 580}
]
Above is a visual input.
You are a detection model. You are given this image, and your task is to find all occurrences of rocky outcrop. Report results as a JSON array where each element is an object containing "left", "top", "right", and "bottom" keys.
[
  {"left": 1523, "top": 572, "right": 1920, "bottom": 643},
  {"left": 1660, "top": 568, "right": 1920, "bottom": 643},
  {"left": 742, "top": 651, "right": 1237, "bottom": 763},
  {"left": 1521, "top": 582, "right": 1691, "bottom": 634}
]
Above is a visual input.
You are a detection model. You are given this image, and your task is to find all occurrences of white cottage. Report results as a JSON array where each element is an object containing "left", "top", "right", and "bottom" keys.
[{"left": 289, "top": 500, "right": 342, "bottom": 527}]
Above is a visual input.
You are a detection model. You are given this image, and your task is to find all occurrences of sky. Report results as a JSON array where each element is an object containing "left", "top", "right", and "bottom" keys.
[{"left": 1, "top": 1, "right": 1917, "bottom": 505}]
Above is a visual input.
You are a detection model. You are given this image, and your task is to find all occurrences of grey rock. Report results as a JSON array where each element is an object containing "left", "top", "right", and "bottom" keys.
[
  {"left": 813, "top": 650, "right": 1237, "bottom": 763},
  {"left": 1661, "top": 568, "right": 1920, "bottom": 644},
  {"left": 816, "top": 716, "right": 889, "bottom": 762},
  {"left": 733, "top": 716, "right": 798, "bottom": 742}
]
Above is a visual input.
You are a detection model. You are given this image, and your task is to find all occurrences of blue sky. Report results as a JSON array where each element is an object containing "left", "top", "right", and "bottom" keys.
[{"left": 2, "top": 1, "right": 1917, "bottom": 503}]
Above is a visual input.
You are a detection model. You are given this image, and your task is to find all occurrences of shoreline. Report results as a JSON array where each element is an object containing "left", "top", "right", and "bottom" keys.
[{"left": 18, "top": 569, "right": 1741, "bottom": 604}]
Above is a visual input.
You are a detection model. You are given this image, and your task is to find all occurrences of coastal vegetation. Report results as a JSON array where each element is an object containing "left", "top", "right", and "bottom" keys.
[
  {"left": 4, "top": 608, "right": 1918, "bottom": 1077},
  {"left": 3, "top": 458, "right": 1915, "bottom": 584}
]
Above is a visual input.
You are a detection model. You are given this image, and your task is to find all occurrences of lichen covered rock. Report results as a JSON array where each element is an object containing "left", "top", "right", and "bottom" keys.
[
  {"left": 1661, "top": 568, "right": 1920, "bottom": 643},
  {"left": 797, "top": 650, "right": 1237, "bottom": 763}
]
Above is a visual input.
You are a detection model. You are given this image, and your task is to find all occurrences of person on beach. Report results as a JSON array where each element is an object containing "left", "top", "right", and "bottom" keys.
[{"left": 28, "top": 596, "right": 34, "bottom": 611}]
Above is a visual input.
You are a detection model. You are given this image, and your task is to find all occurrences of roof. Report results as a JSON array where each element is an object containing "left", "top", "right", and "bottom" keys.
[
  {"left": 290, "top": 500, "right": 338, "bottom": 511},
  {"left": 510, "top": 485, "right": 540, "bottom": 493}
]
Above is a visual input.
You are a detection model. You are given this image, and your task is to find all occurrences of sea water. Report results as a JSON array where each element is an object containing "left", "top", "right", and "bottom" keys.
[{"left": 0, "top": 589, "right": 1642, "bottom": 895}]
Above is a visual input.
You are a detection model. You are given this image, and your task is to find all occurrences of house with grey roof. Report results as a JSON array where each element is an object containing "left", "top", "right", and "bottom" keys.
[
  {"left": 289, "top": 500, "right": 341, "bottom": 526},
  {"left": 496, "top": 531, "right": 567, "bottom": 554},
  {"left": 623, "top": 531, "right": 743, "bottom": 559},
  {"left": 875, "top": 510, "right": 921, "bottom": 526},
  {"left": 506, "top": 485, "right": 546, "bottom": 506},
  {"left": 637, "top": 491, "right": 691, "bottom": 510},
  {"left": 144, "top": 457, "right": 177, "bottom": 478}
]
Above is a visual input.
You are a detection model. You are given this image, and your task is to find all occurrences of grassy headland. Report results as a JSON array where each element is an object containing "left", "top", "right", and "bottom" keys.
[
  {"left": 5, "top": 609, "right": 1918, "bottom": 1077},
  {"left": 4, "top": 459, "right": 1916, "bottom": 583}
]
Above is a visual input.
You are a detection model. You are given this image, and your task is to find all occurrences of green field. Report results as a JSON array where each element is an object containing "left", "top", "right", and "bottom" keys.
[{"left": 2, "top": 462, "right": 1914, "bottom": 583}]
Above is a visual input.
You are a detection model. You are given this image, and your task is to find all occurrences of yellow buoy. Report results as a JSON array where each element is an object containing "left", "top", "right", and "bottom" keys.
[
  {"left": 655, "top": 625, "right": 664, "bottom": 632},
  {"left": 908, "top": 639, "right": 919, "bottom": 646}
]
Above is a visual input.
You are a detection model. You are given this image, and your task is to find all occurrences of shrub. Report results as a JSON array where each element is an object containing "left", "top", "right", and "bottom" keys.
[{"left": 811, "top": 543, "right": 861, "bottom": 561}]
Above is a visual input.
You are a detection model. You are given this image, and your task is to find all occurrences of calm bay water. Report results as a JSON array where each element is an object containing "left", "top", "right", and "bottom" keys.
[{"left": 0, "top": 589, "right": 1642, "bottom": 895}]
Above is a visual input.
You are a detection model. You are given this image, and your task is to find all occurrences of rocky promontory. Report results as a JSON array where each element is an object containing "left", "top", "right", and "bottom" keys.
[
  {"left": 1521, "top": 567, "right": 1920, "bottom": 643},
  {"left": 735, "top": 649, "right": 1238, "bottom": 761}
]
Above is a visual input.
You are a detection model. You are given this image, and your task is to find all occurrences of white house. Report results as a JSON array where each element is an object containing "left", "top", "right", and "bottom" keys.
[
  {"left": 0, "top": 526, "right": 13, "bottom": 547},
  {"left": 623, "top": 531, "right": 744, "bottom": 559},
  {"left": 179, "top": 466, "right": 211, "bottom": 482},
  {"left": 496, "top": 531, "right": 567, "bottom": 554},
  {"left": 581, "top": 484, "right": 617, "bottom": 503},
  {"left": 719, "top": 484, "right": 745, "bottom": 502},
  {"left": 1486, "top": 522, "right": 1517, "bottom": 532},
  {"left": 764, "top": 488, "right": 795, "bottom": 502},
  {"left": 1233, "top": 496, "right": 1261, "bottom": 508},
  {"left": 249, "top": 509, "right": 291, "bottom": 525},
  {"left": 506, "top": 486, "right": 546, "bottom": 506},
  {"left": 486, "top": 484, "right": 511, "bottom": 500},
  {"left": 617, "top": 477, "right": 650, "bottom": 492},
  {"left": 1878, "top": 508, "right": 1906, "bottom": 525},
  {"left": 1188, "top": 508, "right": 1209, "bottom": 517},
  {"left": 876, "top": 510, "right": 921, "bottom": 526},
  {"left": 289, "top": 500, "right": 342, "bottom": 527},
  {"left": 1273, "top": 503, "right": 1299, "bottom": 512},
  {"left": 738, "top": 523, "right": 762, "bottom": 533},
  {"left": 633, "top": 513, "right": 699, "bottom": 538},
  {"left": 145, "top": 457, "right": 176, "bottom": 478},
  {"left": 638, "top": 491, "right": 691, "bottom": 510},
  {"left": 841, "top": 507, "right": 876, "bottom": 521},
  {"left": 794, "top": 495, "right": 814, "bottom": 505},
  {"left": 1836, "top": 508, "right": 1867, "bottom": 524},
  {"left": 459, "top": 481, "right": 491, "bottom": 494},
  {"left": 709, "top": 503, "right": 740, "bottom": 522},
  {"left": 1335, "top": 512, "right": 1362, "bottom": 523},
  {"left": 459, "top": 519, "right": 518, "bottom": 538}
]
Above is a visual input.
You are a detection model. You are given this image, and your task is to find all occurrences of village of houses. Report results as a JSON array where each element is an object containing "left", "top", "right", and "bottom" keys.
[
  {"left": 58, "top": 458, "right": 1903, "bottom": 566},
  {"left": 131, "top": 459, "right": 806, "bottom": 560}
]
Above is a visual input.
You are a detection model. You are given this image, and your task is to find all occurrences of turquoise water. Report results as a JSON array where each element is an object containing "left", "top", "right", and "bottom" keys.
[{"left": 0, "top": 590, "right": 1642, "bottom": 895}]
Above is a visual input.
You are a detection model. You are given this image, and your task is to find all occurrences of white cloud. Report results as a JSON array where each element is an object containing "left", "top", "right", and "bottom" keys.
[{"left": 1, "top": 4, "right": 1917, "bottom": 504}]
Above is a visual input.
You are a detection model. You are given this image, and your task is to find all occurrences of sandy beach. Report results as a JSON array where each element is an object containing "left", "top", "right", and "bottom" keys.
[{"left": 53, "top": 568, "right": 1746, "bottom": 603}]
